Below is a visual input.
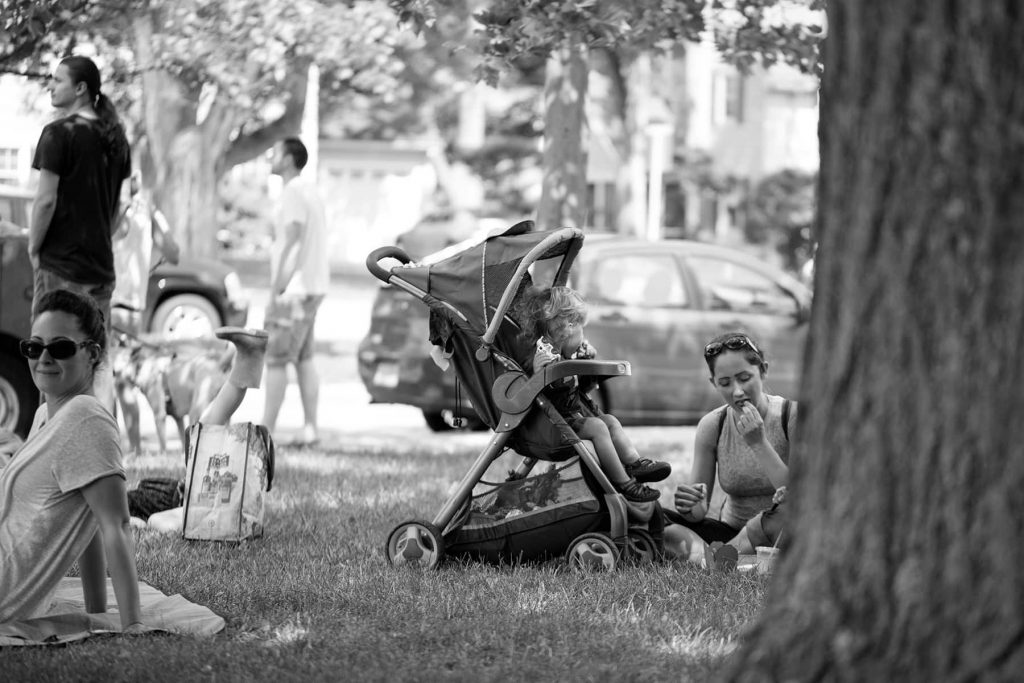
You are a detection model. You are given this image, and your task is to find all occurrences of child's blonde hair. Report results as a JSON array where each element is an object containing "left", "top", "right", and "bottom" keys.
[{"left": 522, "top": 285, "right": 588, "bottom": 344}]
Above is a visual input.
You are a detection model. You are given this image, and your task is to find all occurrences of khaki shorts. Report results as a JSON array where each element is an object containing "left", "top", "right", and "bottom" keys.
[
  {"left": 265, "top": 295, "right": 324, "bottom": 366},
  {"left": 32, "top": 267, "right": 114, "bottom": 337}
]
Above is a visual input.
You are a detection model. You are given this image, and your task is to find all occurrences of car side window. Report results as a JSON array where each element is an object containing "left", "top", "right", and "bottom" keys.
[
  {"left": 582, "top": 254, "right": 689, "bottom": 308},
  {"left": 687, "top": 255, "right": 797, "bottom": 315}
]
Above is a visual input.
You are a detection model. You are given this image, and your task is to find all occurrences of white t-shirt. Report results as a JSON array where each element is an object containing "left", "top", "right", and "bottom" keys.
[
  {"left": 112, "top": 197, "right": 155, "bottom": 312},
  {"left": 273, "top": 177, "right": 329, "bottom": 297},
  {"left": 0, "top": 396, "right": 124, "bottom": 622}
]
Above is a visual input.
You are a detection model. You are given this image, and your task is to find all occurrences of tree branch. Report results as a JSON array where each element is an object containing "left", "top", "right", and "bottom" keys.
[{"left": 221, "top": 58, "right": 311, "bottom": 169}]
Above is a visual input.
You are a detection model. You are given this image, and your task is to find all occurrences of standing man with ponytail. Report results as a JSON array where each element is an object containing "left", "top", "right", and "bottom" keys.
[
  {"left": 30, "top": 55, "right": 131, "bottom": 331},
  {"left": 30, "top": 55, "right": 132, "bottom": 413}
]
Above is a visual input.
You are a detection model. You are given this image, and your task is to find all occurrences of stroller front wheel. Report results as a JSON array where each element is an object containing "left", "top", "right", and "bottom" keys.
[
  {"left": 566, "top": 532, "right": 620, "bottom": 571},
  {"left": 386, "top": 520, "right": 445, "bottom": 569}
]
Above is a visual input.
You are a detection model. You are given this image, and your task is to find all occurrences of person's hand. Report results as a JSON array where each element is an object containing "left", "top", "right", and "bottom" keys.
[
  {"left": 772, "top": 486, "right": 788, "bottom": 506},
  {"left": 674, "top": 483, "right": 707, "bottom": 521},
  {"left": 162, "top": 240, "right": 180, "bottom": 266},
  {"left": 734, "top": 400, "right": 767, "bottom": 447}
]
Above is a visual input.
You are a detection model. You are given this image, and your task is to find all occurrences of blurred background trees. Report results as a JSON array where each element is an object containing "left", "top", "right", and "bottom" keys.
[
  {"left": 2, "top": 0, "right": 407, "bottom": 255},
  {"left": 1, "top": 0, "right": 822, "bottom": 264}
]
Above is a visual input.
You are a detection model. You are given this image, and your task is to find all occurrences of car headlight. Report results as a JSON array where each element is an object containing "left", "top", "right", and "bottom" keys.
[{"left": 223, "top": 271, "right": 245, "bottom": 304}]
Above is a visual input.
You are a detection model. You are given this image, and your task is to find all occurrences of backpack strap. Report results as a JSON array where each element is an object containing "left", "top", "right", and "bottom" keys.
[{"left": 781, "top": 398, "right": 792, "bottom": 442}]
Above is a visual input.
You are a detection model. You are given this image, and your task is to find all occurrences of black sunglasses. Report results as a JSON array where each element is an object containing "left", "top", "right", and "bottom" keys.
[
  {"left": 19, "top": 338, "right": 94, "bottom": 360},
  {"left": 704, "top": 335, "right": 761, "bottom": 359}
]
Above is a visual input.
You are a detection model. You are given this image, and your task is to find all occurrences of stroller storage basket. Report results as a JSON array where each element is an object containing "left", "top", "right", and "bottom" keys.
[{"left": 444, "top": 457, "right": 604, "bottom": 564}]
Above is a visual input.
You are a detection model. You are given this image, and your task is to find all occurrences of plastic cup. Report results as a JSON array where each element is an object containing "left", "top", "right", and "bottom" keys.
[{"left": 755, "top": 546, "right": 779, "bottom": 575}]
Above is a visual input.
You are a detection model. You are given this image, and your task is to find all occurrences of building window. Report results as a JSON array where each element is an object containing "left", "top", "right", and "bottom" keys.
[
  {"left": 586, "top": 182, "right": 617, "bottom": 230},
  {"left": 725, "top": 74, "right": 744, "bottom": 122},
  {"left": 713, "top": 73, "right": 745, "bottom": 125},
  {"left": 0, "top": 147, "right": 19, "bottom": 183}
]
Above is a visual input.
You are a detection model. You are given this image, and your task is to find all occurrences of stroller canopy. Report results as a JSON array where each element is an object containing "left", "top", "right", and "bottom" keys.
[{"left": 393, "top": 221, "right": 584, "bottom": 340}]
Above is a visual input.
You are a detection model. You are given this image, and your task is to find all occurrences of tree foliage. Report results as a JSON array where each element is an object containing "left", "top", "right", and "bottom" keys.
[
  {"left": 743, "top": 168, "right": 816, "bottom": 272},
  {"left": 1, "top": 0, "right": 409, "bottom": 254},
  {"left": 391, "top": 0, "right": 823, "bottom": 230},
  {"left": 392, "top": 0, "right": 824, "bottom": 83}
]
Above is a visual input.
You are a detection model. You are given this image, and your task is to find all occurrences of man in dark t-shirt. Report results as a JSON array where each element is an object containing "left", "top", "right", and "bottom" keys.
[
  {"left": 30, "top": 56, "right": 131, "bottom": 415},
  {"left": 32, "top": 117, "right": 129, "bottom": 284},
  {"left": 30, "top": 57, "right": 131, "bottom": 326}
]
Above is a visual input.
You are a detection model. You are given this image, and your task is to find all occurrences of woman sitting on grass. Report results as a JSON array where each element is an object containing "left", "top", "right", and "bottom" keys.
[
  {"left": 0, "top": 289, "right": 266, "bottom": 629},
  {"left": 663, "top": 332, "right": 795, "bottom": 569}
]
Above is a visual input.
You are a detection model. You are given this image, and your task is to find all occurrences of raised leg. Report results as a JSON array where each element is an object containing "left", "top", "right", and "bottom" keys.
[{"left": 199, "top": 327, "right": 268, "bottom": 425}]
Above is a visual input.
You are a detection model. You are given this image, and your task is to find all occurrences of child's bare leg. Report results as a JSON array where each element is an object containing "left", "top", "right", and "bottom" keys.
[
  {"left": 599, "top": 414, "right": 640, "bottom": 463},
  {"left": 199, "top": 327, "right": 268, "bottom": 425},
  {"left": 577, "top": 417, "right": 629, "bottom": 483}
]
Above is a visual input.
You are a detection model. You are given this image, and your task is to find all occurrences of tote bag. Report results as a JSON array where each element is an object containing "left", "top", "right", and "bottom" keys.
[{"left": 181, "top": 422, "right": 275, "bottom": 541}]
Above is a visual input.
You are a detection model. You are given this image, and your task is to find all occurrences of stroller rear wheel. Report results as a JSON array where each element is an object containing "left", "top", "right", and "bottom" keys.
[
  {"left": 386, "top": 520, "right": 445, "bottom": 569},
  {"left": 625, "top": 529, "right": 661, "bottom": 565},
  {"left": 566, "top": 532, "right": 620, "bottom": 571}
]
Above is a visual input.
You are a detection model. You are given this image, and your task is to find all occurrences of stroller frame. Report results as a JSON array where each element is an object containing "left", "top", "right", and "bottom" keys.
[{"left": 368, "top": 224, "right": 658, "bottom": 569}]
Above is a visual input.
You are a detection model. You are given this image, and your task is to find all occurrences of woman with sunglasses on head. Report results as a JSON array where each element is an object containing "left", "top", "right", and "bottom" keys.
[{"left": 663, "top": 332, "right": 796, "bottom": 570}]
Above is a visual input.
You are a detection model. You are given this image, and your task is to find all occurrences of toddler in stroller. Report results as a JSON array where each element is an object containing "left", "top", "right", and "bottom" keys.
[
  {"left": 369, "top": 222, "right": 668, "bottom": 570},
  {"left": 521, "top": 285, "right": 670, "bottom": 502}
]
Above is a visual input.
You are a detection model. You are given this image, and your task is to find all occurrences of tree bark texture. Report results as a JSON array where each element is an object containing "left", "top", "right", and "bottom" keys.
[
  {"left": 724, "top": 2, "right": 1024, "bottom": 681},
  {"left": 132, "top": 11, "right": 307, "bottom": 257},
  {"left": 537, "top": 36, "right": 589, "bottom": 231}
]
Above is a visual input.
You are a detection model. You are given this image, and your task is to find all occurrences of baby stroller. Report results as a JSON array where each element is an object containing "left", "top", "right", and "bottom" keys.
[{"left": 367, "top": 221, "right": 664, "bottom": 570}]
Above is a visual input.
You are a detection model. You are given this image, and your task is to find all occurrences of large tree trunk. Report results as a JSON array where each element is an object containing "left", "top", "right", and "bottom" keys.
[
  {"left": 132, "top": 10, "right": 308, "bottom": 257},
  {"left": 163, "top": 96, "right": 236, "bottom": 258},
  {"left": 537, "top": 35, "right": 589, "bottom": 231},
  {"left": 724, "top": 2, "right": 1024, "bottom": 680},
  {"left": 589, "top": 48, "right": 635, "bottom": 235}
]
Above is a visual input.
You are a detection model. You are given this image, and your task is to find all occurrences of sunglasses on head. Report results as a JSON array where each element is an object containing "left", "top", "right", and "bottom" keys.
[
  {"left": 704, "top": 335, "right": 761, "bottom": 359},
  {"left": 19, "top": 338, "right": 94, "bottom": 360}
]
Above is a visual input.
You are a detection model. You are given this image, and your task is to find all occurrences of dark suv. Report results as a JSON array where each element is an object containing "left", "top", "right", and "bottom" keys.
[{"left": 0, "top": 185, "right": 247, "bottom": 437}]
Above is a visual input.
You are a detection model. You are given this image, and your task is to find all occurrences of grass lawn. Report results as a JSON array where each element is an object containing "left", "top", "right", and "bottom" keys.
[{"left": 4, "top": 442, "right": 768, "bottom": 682}]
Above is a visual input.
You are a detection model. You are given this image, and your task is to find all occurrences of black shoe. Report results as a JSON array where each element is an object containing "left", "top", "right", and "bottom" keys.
[
  {"left": 624, "top": 458, "right": 672, "bottom": 483},
  {"left": 615, "top": 478, "right": 661, "bottom": 503}
]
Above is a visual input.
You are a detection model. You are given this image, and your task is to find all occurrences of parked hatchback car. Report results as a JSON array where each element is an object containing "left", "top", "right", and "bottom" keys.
[
  {"left": 0, "top": 185, "right": 248, "bottom": 437},
  {"left": 358, "top": 232, "right": 811, "bottom": 430}
]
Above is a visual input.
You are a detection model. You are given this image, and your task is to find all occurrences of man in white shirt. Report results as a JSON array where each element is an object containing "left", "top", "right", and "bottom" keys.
[{"left": 261, "top": 137, "right": 330, "bottom": 445}]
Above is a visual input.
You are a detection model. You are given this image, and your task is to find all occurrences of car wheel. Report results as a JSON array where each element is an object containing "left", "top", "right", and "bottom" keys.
[
  {"left": 0, "top": 349, "right": 37, "bottom": 437},
  {"left": 149, "top": 294, "right": 222, "bottom": 339},
  {"left": 422, "top": 409, "right": 455, "bottom": 432}
]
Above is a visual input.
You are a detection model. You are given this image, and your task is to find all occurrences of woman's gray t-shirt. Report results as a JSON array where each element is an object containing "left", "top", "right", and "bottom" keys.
[{"left": 0, "top": 395, "right": 123, "bottom": 621}]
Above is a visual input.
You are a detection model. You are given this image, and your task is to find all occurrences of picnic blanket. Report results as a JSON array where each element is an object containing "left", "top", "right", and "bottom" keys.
[{"left": 0, "top": 578, "right": 225, "bottom": 647}]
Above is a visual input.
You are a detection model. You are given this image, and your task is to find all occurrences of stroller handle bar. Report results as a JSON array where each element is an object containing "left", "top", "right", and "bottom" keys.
[{"left": 366, "top": 246, "right": 413, "bottom": 284}]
